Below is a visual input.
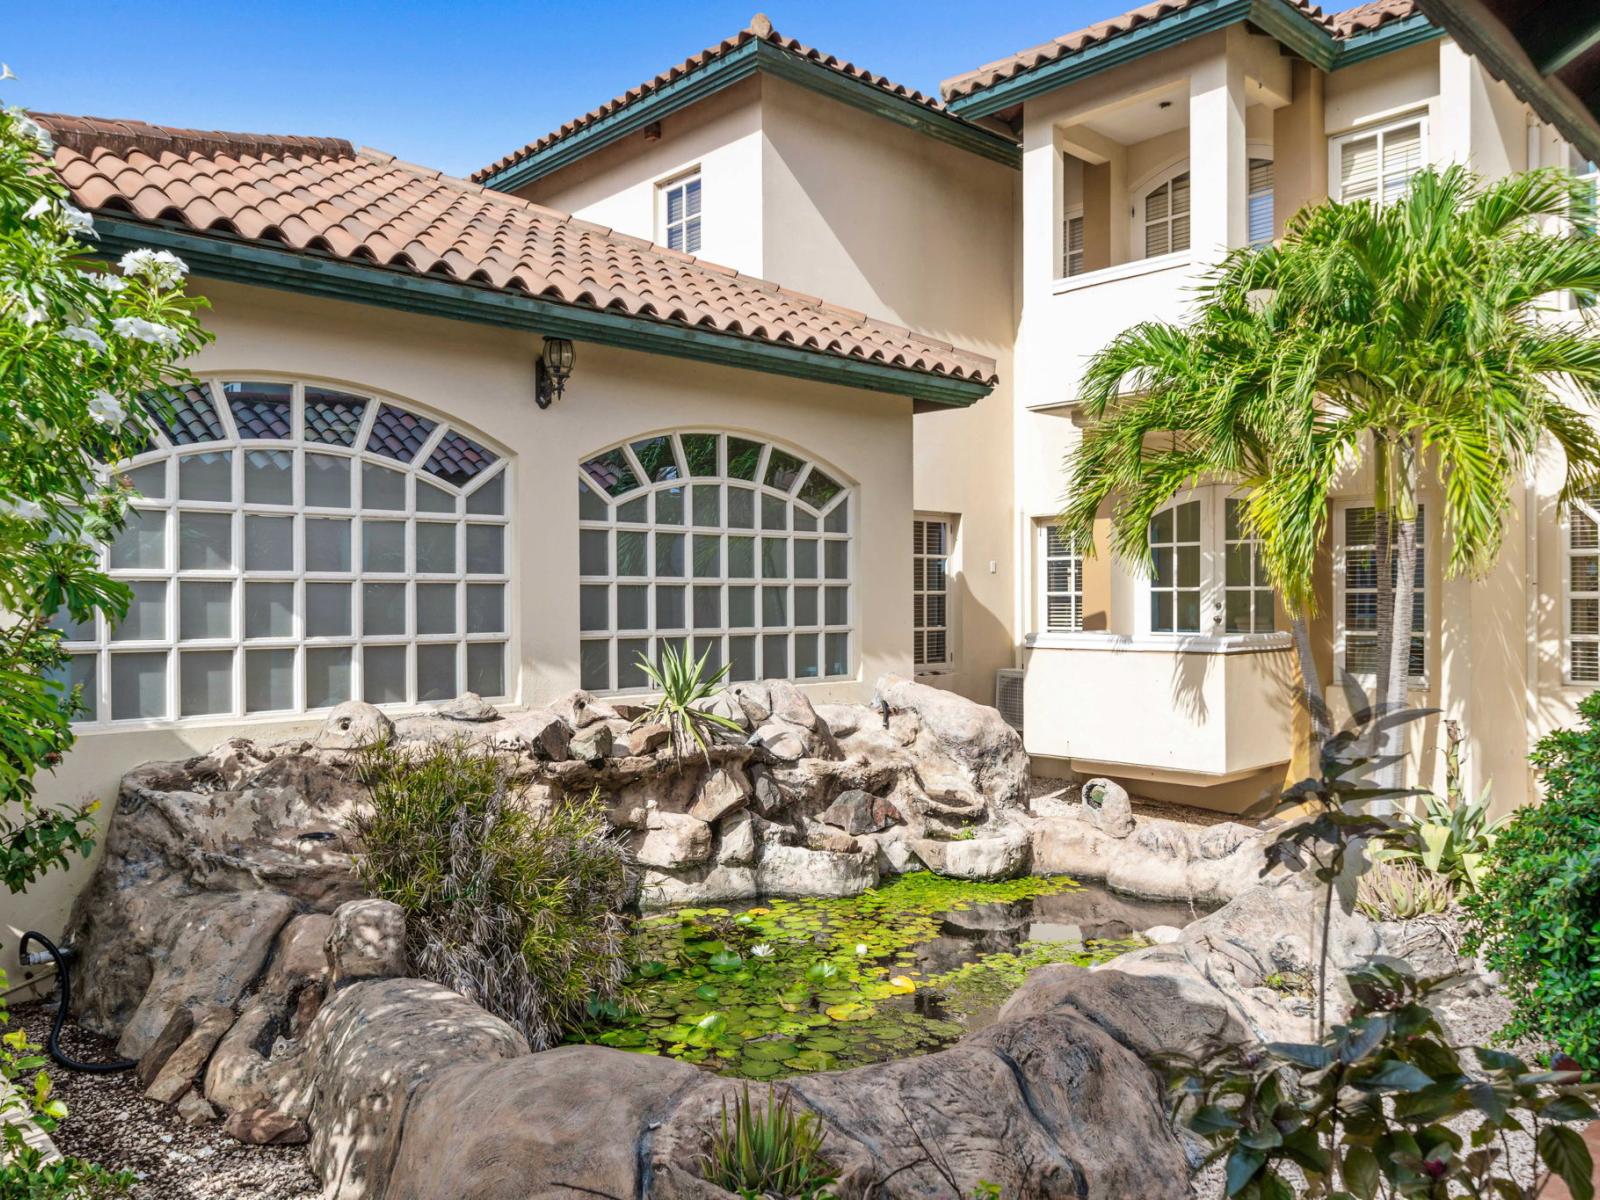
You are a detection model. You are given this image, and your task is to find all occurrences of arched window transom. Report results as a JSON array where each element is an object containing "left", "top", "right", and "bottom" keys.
[
  {"left": 52, "top": 379, "right": 512, "bottom": 724},
  {"left": 577, "top": 432, "right": 853, "bottom": 692}
]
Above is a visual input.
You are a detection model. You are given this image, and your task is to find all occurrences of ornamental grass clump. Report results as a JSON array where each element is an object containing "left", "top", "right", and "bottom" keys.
[
  {"left": 353, "top": 739, "right": 634, "bottom": 1049},
  {"left": 700, "top": 1084, "right": 838, "bottom": 1200}
]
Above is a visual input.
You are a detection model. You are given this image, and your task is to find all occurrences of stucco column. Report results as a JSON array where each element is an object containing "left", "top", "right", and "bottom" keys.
[
  {"left": 1272, "top": 61, "right": 1327, "bottom": 237},
  {"left": 1188, "top": 38, "right": 1248, "bottom": 255}
]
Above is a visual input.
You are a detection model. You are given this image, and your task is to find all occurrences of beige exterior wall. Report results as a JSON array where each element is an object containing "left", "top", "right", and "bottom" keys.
[{"left": 7, "top": 276, "right": 918, "bottom": 948}]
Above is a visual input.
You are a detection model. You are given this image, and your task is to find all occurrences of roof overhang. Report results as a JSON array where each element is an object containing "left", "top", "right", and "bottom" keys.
[
  {"left": 479, "top": 38, "right": 1020, "bottom": 194},
  {"left": 945, "top": 0, "right": 1441, "bottom": 120},
  {"left": 91, "top": 216, "right": 992, "bottom": 409},
  {"left": 1415, "top": 0, "right": 1600, "bottom": 165}
]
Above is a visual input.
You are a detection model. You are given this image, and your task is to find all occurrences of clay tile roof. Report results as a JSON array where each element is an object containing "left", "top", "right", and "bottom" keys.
[
  {"left": 940, "top": 0, "right": 1422, "bottom": 103},
  {"left": 472, "top": 13, "right": 1004, "bottom": 185},
  {"left": 38, "top": 113, "right": 996, "bottom": 390}
]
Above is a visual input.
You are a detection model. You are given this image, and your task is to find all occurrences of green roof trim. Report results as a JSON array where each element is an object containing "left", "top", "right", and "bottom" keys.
[
  {"left": 91, "top": 217, "right": 991, "bottom": 409},
  {"left": 945, "top": 0, "right": 1440, "bottom": 118},
  {"left": 479, "top": 39, "right": 1019, "bottom": 194}
]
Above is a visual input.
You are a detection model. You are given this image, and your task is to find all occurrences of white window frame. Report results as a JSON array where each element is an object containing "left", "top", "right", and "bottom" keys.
[
  {"left": 47, "top": 378, "right": 514, "bottom": 730},
  {"left": 913, "top": 515, "right": 956, "bottom": 673},
  {"left": 1037, "top": 520, "right": 1083, "bottom": 633},
  {"left": 1132, "top": 162, "right": 1191, "bottom": 261},
  {"left": 577, "top": 432, "right": 853, "bottom": 693},
  {"left": 1329, "top": 114, "right": 1428, "bottom": 204},
  {"left": 1565, "top": 493, "right": 1600, "bottom": 685},
  {"left": 1138, "top": 487, "right": 1277, "bottom": 639},
  {"left": 1332, "top": 498, "right": 1429, "bottom": 687},
  {"left": 657, "top": 168, "right": 703, "bottom": 254}
]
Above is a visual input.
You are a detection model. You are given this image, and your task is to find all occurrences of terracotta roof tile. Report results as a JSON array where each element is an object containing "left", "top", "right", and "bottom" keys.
[
  {"left": 37, "top": 112, "right": 995, "bottom": 389},
  {"left": 941, "top": 0, "right": 1422, "bottom": 102},
  {"left": 472, "top": 14, "right": 1005, "bottom": 185}
]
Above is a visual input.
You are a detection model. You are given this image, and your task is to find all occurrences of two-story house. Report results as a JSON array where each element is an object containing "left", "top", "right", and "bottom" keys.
[{"left": 466, "top": 1, "right": 1600, "bottom": 815}]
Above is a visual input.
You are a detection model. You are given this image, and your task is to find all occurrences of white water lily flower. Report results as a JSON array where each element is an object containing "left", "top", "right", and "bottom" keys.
[
  {"left": 61, "top": 324, "right": 107, "bottom": 353},
  {"left": 750, "top": 943, "right": 775, "bottom": 958},
  {"left": 118, "top": 248, "right": 187, "bottom": 288},
  {"left": 87, "top": 391, "right": 125, "bottom": 428},
  {"left": 112, "top": 316, "right": 180, "bottom": 349},
  {"left": 854, "top": 943, "right": 869, "bottom": 956}
]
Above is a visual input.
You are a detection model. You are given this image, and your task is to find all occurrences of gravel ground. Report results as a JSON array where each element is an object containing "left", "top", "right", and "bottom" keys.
[{"left": 12, "top": 1000, "right": 318, "bottom": 1200}]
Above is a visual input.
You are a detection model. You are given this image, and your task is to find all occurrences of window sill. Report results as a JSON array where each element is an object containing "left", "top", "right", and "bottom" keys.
[
  {"left": 1024, "top": 630, "right": 1292, "bottom": 655},
  {"left": 915, "top": 664, "right": 955, "bottom": 677},
  {"left": 1051, "top": 251, "right": 1193, "bottom": 295}
]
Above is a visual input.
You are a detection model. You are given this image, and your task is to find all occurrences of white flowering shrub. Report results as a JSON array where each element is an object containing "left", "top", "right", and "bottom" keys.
[{"left": 0, "top": 95, "right": 209, "bottom": 892}]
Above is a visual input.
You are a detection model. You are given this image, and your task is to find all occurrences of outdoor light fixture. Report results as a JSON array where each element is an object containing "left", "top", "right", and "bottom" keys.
[{"left": 534, "top": 337, "right": 576, "bottom": 409}]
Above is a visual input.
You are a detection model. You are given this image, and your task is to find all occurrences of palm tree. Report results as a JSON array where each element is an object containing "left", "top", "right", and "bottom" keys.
[{"left": 1062, "top": 165, "right": 1600, "bottom": 783}]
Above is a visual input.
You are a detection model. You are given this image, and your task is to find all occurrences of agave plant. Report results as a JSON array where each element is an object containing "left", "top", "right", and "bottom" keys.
[
  {"left": 1355, "top": 857, "right": 1453, "bottom": 921},
  {"left": 636, "top": 642, "right": 744, "bottom": 761},
  {"left": 1377, "top": 787, "right": 1505, "bottom": 891},
  {"left": 700, "top": 1084, "right": 838, "bottom": 1200}
]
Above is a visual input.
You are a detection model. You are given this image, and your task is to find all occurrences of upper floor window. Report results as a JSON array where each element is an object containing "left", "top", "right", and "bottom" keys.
[
  {"left": 1062, "top": 209, "right": 1085, "bottom": 277},
  {"left": 1140, "top": 169, "right": 1191, "bottom": 259},
  {"left": 47, "top": 380, "right": 511, "bottom": 725},
  {"left": 1568, "top": 494, "right": 1600, "bottom": 683},
  {"left": 1336, "top": 503, "right": 1426, "bottom": 681},
  {"left": 578, "top": 432, "right": 851, "bottom": 692},
  {"left": 1248, "top": 158, "right": 1275, "bottom": 247},
  {"left": 1334, "top": 117, "right": 1425, "bottom": 205},
  {"left": 1039, "top": 523, "right": 1082, "bottom": 632},
  {"left": 913, "top": 517, "right": 953, "bottom": 669},
  {"left": 1143, "top": 489, "right": 1276, "bottom": 637},
  {"left": 659, "top": 170, "right": 702, "bottom": 254}
]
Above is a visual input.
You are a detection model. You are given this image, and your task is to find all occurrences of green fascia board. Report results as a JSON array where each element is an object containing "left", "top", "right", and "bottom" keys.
[
  {"left": 92, "top": 217, "right": 990, "bottom": 408},
  {"left": 1331, "top": 13, "right": 1444, "bottom": 69},
  {"left": 945, "top": 0, "right": 1439, "bottom": 117},
  {"left": 480, "top": 39, "right": 1018, "bottom": 193}
]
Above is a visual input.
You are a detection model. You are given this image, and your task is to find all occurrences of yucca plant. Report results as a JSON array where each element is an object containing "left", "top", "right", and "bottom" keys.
[
  {"left": 700, "top": 1084, "right": 838, "bottom": 1200},
  {"left": 636, "top": 642, "right": 743, "bottom": 762}
]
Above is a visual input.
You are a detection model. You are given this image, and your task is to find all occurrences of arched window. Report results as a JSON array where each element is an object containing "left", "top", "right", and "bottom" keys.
[
  {"left": 1140, "top": 168, "right": 1191, "bottom": 259},
  {"left": 52, "top": 379, "right": 511, "bottom": 723},
  {"left": 577, "top": 432, "right": 852, "bottom": 692}
]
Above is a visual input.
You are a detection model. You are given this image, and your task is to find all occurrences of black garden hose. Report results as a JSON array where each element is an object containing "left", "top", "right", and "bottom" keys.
[{"left": 18, "top": 931, "right": 135, "bottom": 1073}]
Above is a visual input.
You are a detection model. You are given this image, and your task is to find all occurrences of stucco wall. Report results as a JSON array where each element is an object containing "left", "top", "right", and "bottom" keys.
[{"left": 8, "top": 276, "right": 917, "bottom": 949}]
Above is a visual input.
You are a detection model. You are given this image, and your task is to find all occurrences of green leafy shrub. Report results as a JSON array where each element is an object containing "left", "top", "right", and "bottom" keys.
[
  {"left": 700, "top": 1084, "right": 837, "bottom": 1200},
  {"left": 1355, "top": 858, "right": 1453, "bottom": 921},
  {"left": 637, "top": 642, "right": 743, "bottom": 760},
  {"left": 1462, "top": 691, "right": 1600, "bottom": 1065},
  {"left": 353, "top": 740, "right": 634, "bottom": 1049},
  {"left": 1, "top": 972, "right": 133, "bottom": 1197}
]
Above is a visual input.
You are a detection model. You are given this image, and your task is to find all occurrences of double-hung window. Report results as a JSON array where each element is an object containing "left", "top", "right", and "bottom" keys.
[
  {"left": 1062, "top": 208, "right": 1086, "bottom": 277},
  {"left": 1248, "top": 158, "right": 1275, "bottom": 247},
  {"left": 1334, "top": 117, "right": 1425, "bottom": 205},
  {"left": 1568, "top": 494, "right": 1600, "bottom": 683},
  {"left": 913, "top": 517, "right": 952, "bottom": 669},
  {"left": 1336, "top": 503, "right": 1426, "bottom": 681},
  {"left": 1141, "top": 169, "right": 1191, "bottom": 259},
  {"left": 659, "top": 170, "right": 702, "bottom": 254},
  {"left": 1143, "top": 490, "right": 1277, "bottom": 637}
]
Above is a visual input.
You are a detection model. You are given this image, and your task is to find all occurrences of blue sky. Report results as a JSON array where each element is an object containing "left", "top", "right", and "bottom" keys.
[{"left": 3, "top": 1, "right": 1110, "bottom": 178}]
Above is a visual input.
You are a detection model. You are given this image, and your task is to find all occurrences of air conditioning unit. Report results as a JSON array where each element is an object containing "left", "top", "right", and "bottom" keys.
[{"left": 994, "top": 668, "right": 1025, "bottom": 730}]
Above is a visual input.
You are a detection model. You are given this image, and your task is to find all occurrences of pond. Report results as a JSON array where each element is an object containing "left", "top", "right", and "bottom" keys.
[{"left": 572, "top": 873, "right": 1200, "bottom": 1078}]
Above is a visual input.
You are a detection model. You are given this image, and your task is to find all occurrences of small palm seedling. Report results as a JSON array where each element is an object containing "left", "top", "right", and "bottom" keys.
[
  {"left": 700, "top": 1084, "right": 838, "bottom": 1200},
  {"left": 636, "top": 642, "right": 743, "bottom": 761}
]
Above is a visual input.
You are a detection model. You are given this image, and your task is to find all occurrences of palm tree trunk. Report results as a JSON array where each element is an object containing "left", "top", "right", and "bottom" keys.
[
  {"left": 1291, "top": 609, "right": 1329, "bottom": 764},
  {"left": 1373, "top": 436, "right": 1420, "bottom": 795}
]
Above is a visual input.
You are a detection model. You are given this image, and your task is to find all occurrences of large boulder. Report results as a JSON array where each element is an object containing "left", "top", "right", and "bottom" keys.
[
  {"left": 313, "top": 701, "right": 393, "bottom": 753},
  {"left": 327, "top": 899, "right": 408, "bottom": 988},
  {"left": 877, "top": 674, "right": 1028, "bottom": 813},
  {"left": 633, "top": 811, "right": 712, "bottom": 869},
  {"left": 910, "top": 827, "right": 1030, "bottom": 881},
  {"left": 279, "top": 977, "right": 529, "bottom": 1200},
  {"left": 386, "top": 1047, "right": 703, "bottom": 1200},
  {"left": 755, "top": 844, "right": 876, "bottom": 897}
]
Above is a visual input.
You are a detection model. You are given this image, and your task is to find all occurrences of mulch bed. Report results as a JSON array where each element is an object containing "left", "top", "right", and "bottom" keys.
[{"left": 11, "top": 1000, "right": 318, "bottom": 1200}]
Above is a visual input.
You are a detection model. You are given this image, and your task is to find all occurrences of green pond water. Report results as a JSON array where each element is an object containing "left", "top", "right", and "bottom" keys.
[{"left": 571, "top": 872, "right": 1197, "bottom": 1078}]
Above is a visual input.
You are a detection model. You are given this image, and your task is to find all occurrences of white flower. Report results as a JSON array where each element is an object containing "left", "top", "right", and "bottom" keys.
[
  {"left": 112, "top": 316, "right": 180, "bottom": 349},
  {"left": 118, "top": 248, "right": 187, "bottom": 288},
  {"left": 854, "top": 943, "right": 869, "bottom": 956},
  {"left": 750, "top": 943, "right": 775, "bottom": 958},
  {"left": 10, "top": 111, "right": 53, "bottom": 155},
  {"left": 61, "top": 324, "right": 107, "bottom": 353},
  {"left": 87, "top": 391, "right": 126, "bottom": 428},
  {"left": 60, "top": 204, "right": 96, "bottom": 239},
  {"left": 17, "top": 302, "right": 46, "bottom": 327},
  {"left": 0, "top": 65, "right": 16, "bottom": 83},
  {"left": 92, "top": 272, "right": 126, "bottom": 293},
  {"left": 24, "top": 196, "right": 50, "bottom": 221}
]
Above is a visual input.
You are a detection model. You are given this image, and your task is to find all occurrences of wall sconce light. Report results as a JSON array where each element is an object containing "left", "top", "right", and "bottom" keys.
[{"left": 535, "top": 338, "right": 576, "bottom": 409}]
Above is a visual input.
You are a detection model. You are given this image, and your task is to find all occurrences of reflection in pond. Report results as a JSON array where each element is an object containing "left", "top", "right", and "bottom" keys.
[{"left": 573, "top": 873, "right": 1203, "bottom": 1078}]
